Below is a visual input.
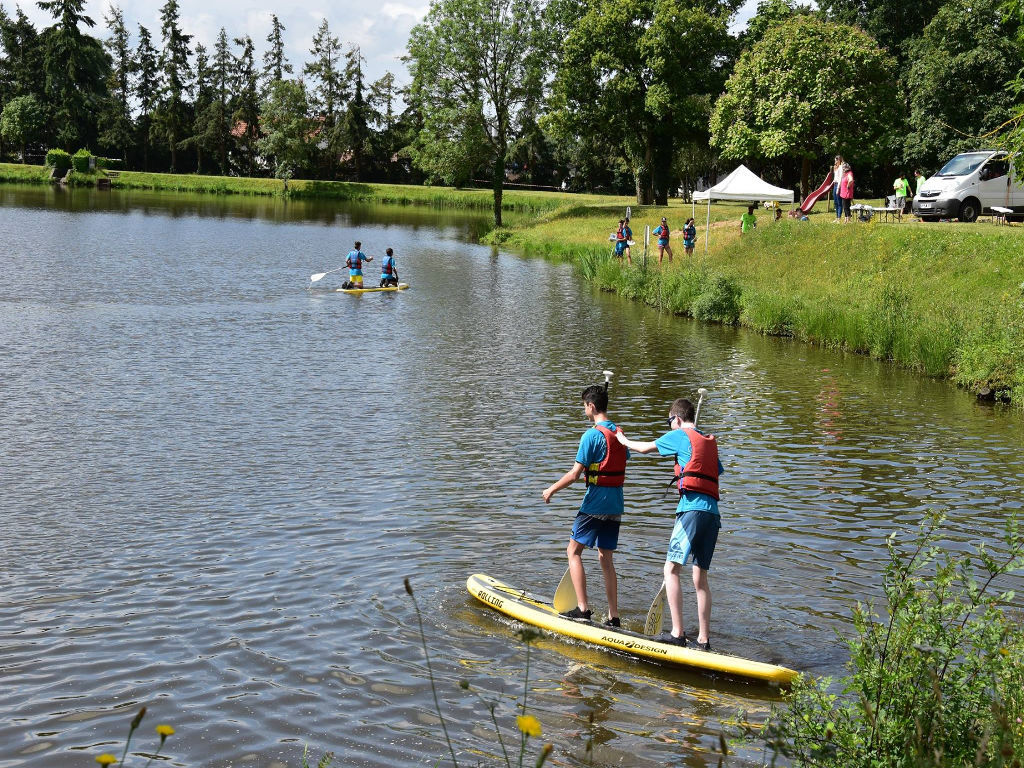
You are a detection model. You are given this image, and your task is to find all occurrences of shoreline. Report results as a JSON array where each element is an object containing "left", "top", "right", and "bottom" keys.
[{"left": 4, "top": 164, "right": 1021, "bottom": 404}]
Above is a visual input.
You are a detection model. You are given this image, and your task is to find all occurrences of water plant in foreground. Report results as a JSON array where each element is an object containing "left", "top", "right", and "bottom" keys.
[
  {"left": 405, "top": 577, "right": 553, "bottom": 768},
  {"left": 92, "top": 706, "right": 176, "bottom": 767},
  {"left": 752, "top": 511, "right": 1024, "bottom": 767}
]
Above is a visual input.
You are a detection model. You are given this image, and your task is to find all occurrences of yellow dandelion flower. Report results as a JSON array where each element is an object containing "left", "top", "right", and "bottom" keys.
[
  {"left": 516, "top": 714, "right": 542, "bottom": 738},
  {"left": 156, "top": 724, "right": 175, "bottom": 737},
  {"left": 95, "top": 754, "right": 118, "bottom": 766}
]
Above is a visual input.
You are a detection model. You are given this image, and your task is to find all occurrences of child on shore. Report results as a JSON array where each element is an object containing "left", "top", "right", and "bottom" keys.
[
  {"left": 653, "top": 217, "right": 673, "bottom": 264},
  {"left": 682, "top": 218, "right": 697, "bottom": 256},
  {"left": 379, "top": 248, "right": 399, "bottom": 287},
  {"left": 740, "top": 206, "right": 757, "bottom": 234},
  {"left": 615, "top": 397, "right": 723, "bottom": 650},
  {"left": 542, "top": 383, "right": 629, "bottom": 626},
  {"left": 343, "top": 241, "right": 373, "bottom": 289}
]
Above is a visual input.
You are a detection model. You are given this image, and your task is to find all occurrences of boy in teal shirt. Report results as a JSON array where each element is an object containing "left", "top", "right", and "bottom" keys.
[{"left": 543, "top": 384, "right": 629, "bottom": 626}]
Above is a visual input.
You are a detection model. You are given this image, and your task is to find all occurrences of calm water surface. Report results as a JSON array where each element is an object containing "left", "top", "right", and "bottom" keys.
[{"left": 2, "top": 185, "right": 1023, "bottom": 767}]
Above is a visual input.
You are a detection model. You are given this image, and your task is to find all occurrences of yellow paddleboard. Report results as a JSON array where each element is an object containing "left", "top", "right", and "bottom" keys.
[
  {"left": 467, "top": 573, "right": 798, "bottom": 686},
  {"left": 335, "top": 283, "right": 409, "bottom": 294}
]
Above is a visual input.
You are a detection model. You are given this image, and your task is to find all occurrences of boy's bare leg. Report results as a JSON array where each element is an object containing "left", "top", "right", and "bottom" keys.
[
  {"left": 597, "top": 547, "right": 618, "bottom": 618},
  {"left": 567, "top": 539, "right": 589, "bottom": 611},
  {"left": 693, "top": 565, "right": 711, "bottom": 644},
  {"left": 664, "top": 560, "right": 686, "bottom": 638}
]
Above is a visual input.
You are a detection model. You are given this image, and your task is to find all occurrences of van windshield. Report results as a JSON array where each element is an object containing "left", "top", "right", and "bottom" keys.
[{"left": 936, "top": 152, "right": 991, "bottom": 177}]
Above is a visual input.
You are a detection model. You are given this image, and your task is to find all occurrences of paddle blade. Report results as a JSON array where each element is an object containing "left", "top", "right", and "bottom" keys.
[
  {"left": 552, "top": 567, "right": 576, "bottom": 613},
  {"left": 309, "top": 272, "right": 326, "bottom": 282},
  {"left": 643, "top": 582, "right": 667, "bottom": 635}
]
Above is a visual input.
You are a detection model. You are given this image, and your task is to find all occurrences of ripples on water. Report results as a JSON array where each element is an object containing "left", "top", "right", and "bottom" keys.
[{"left": 1, "top": 186, "right": 1023, "bottom": 767}]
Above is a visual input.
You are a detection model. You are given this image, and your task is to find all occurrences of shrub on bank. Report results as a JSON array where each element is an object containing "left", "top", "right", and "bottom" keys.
[
  {"left": 756, "top": 512, "right": 1024, "bottom": 767},
  {"left": 72, "top": 148, "right": 92, "bottom": 173},
  {"left": 45, "top": 149, "right": 72, "bottom": 172}
]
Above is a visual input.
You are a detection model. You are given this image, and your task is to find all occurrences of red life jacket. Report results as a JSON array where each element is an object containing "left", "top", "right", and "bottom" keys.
[
  {"left": 673, "top": 428, "right": 719, "bottom": 499},
  {"left": 585, "top": 425, "right": 627, "bottom": 487},
  {"left": 616, "top": 225, "right": 625, "bottom": 241},
  {"left": 346, "top": 252, "right": 363, "bottom": 270},
  {"left": 381, "top": 256, "right": 395, "bottom": 277}
]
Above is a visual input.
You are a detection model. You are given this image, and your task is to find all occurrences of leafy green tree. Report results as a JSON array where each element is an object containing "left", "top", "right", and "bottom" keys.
[
  {"left": 261, "top": 13, "right": 291, "bottom": 86},
  {"left": 1004, "top": 0, "right": 1024, "bottom": 164},
  {"left": 549, "top": 0, "right": 735, "bottom": 204},
  {"left": 0, "top": 93, "right": 45, "bottom": 159},
  {"left": 710, "top": 15, "right": 899, "bottom": 196},
  {"left": 303, "top": 18, "right": 344, "bottom": 177},
  {"left": 231, "top": 34, "right": 260, "bottom": 176},
  {"left": 37, "top": 0, "right": 109, "bottom": 150},
  {"left": 151, "top": 0, "right": 192, "bottom": 172},
  {"left": 1, "top": 6, "right": 45, "bottom": 100},
  {"left": 406, "top": 0, "right": 546, "bottom": 225},
  {"left": 134, "top": 23, "right": 159, "bottom": 170},
  {"left": 816, "top": 0, "right": 943, "bottom": 66},
  {"left": 257, "top": 78, "right": 312, "bottom": 179},
  {"left": 97, "top": 4, "right": 133, "bottom": 163},
  {"left": 902, "top": 0, "right": 1022, "bottom": 172}
]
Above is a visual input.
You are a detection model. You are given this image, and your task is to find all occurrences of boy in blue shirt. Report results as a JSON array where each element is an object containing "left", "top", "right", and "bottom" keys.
[
  {"left": 379, "top": 248, "right": 399, "bottom": 287},
  {"left": 616, "top": 397, "right": 723, "bottom": 650},
  {"left": 342, "top": 241, "right": 373, "bottom": 289},
  {"left": 542, "top": 384, "right": 629, "bottom": 626}
]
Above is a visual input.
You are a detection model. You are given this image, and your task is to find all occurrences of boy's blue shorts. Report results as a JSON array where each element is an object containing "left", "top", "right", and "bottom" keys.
[
  {"left": 667, "top": 509, "right": 720, "bottom": 570},
  {"left": 614, "top": 241, "right": 626, "bottom": 255},
  {"left": 571, "top": 513, "right": 621, "bottom": 551}
]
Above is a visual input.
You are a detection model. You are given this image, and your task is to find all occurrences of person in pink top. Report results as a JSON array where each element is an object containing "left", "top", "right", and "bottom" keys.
[{"left": 839, "top": 163, "right": 854, "bottom": 223}]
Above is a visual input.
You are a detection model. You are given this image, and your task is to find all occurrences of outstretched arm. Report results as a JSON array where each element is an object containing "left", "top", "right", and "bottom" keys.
[
  {"left": 614, "top": 429, "right": 658, "bottom": 454},
  {"left": 543, "top": 462, "right": 585, "bottom": 502}
]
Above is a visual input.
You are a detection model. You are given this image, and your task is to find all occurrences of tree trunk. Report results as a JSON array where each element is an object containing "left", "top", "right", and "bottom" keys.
[
  {"left": 492, "top": 148, "right": 504, "bottom": 227},
  {"left": 634, "top": 143, "right": 654, "bottom": 205}
]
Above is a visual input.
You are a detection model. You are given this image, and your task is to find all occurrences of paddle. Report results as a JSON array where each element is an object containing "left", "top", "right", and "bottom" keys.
[
  {"left": 309, "top": 266, "right": 346, "bottom": 283},
  {"left": 552, "top": 370, "right": 614, "bottom": 613},
  {"left": 643, "top": 387, "right": 708, "bottom": 635}
]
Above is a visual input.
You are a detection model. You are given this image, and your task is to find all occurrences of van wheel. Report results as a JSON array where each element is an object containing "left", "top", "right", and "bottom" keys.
[{"left": 958, "top": 198, "right": 980, "bottom": 223}]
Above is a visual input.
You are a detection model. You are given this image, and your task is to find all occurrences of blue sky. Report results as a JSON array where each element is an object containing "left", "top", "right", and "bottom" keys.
[{"left": 15, "top": 0, "right": 757, "bottom": 86}]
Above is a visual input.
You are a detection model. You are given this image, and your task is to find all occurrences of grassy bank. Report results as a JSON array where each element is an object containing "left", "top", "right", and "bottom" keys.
[
  {"left": 0, "top": 162, "right": 623, "bottom": 214},
  {"left": 486, "top": 199, "right": 1024, "bottom": 404}
]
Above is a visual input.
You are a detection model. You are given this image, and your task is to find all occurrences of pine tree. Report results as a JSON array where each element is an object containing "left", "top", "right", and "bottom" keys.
[
  {"left": 134, "top": 24, "right": 158, "bottom": 170},
  {"left": 303, "top": 18, "right": 343, "bottom": 177},
  {"left": 152, "top": 0, "right": 192, "bottom": 172},
  {"left": 98, "top": 4, "right": 133, "bottom": 163},
  {"left": 232, "top": 34, "right": 260, "bottom": 176},
  {"left": 261, "top": 14, "right": 291, "bottom": 86},
  {"left": 342, "top": 45, "right": 369, "bottom": 180},
  {"left": 190, "top": 42, "right": 211, "bottom": 173}
]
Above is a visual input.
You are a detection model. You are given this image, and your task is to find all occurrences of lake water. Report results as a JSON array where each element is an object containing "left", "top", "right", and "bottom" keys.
[{"left": 1, "top": 184, "right": 1022, "bottom": 767}]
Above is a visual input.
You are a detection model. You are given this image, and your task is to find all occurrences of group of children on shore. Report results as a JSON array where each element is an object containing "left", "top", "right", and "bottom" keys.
[
  {"left": 613, "top": 216, "right": 699, "bottom": 265},
  {"left": 341, "top": 241, "right": 400, "bottom": 289},
  {"left": 541, "top": 380, "right": 722, "bottom": 650}
]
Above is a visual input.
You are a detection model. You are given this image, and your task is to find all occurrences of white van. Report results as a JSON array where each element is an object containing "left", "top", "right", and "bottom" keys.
[{"left": 913, "top": 150, "right": 1022, "bottom": 222}]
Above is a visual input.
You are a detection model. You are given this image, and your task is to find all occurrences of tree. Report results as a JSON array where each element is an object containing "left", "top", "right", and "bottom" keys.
[
  {"left": 188, "top": 42, "right": 211, "bottom": 172},
  {"left": 367, "top": 71, "right": 402, "bottom": 180},
  {"left": 549, "top": 0, "right": 735, "bottom": 204},
  {"left": 1004, "top": 0, "right": 1024, "bottom": 164},
  {"left": 1, "top": 6, "right": 45, "bottom": 100},
  {"left": 902, "top": 0, "right": 1022, "bottom": 172},
  {"left": 232, "top": 34, "right": 260, "bottom": 176},
  {"left": 257, "top": 78, "right": 312, "bottom": 179},
  {"left": 134, "top": 24, "right": 159, "bottom": 169},
  {"left": 816, "top": 0, "right": 943, "bottom": 66},
  {"left": 151, "top": 0, "right": 192, "bottom": 172},
  {"left": 261, "top": 13, "right": 291, "bottom": 86},
  {"left": 710, "top": 15, "right": 899, "bottom": 197},
  {"left": 303, "top": 19, "right": 344, "bottom": 177},
  {"left": 342, "top": 45, "right": 370, "bottom": 180},
  {"left": 37, "top": 0, "right": 109, "bottom": 150},
  {"left": 98, "top": 5, "right": 133, "bottom": 162},
  {"left": 0, "top": 93, "right": 45, "bottom": 159},
  {"left": 190, "top": 28, "right": 232, "bottom": 174},
  {"left": 406, "top": 0, "right": 546, "bottom": 225}
]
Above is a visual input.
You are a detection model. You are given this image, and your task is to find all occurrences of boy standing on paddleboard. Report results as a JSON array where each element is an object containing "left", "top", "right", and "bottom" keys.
[
  {"left": 343, "top": 241, "right": 372, "bottom": 289},
  {"left": 615, "top": 398, "right": 722, "bottom": 650},
  {"left": 542, "top": 385, "right": 629, "bottom": 627}
]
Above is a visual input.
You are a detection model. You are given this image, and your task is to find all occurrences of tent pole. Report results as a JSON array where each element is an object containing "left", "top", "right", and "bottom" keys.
[{"left": 704, "top": 199, "right": 711, "bottom": 253}]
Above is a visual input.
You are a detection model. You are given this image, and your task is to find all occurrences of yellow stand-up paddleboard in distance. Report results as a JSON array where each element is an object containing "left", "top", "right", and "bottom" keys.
[
  {"left": 335, "top": 282, "right": 409, "bottom": 294},
  {"left": 467, "top": 573, "right": 798, "bottom": 686}
]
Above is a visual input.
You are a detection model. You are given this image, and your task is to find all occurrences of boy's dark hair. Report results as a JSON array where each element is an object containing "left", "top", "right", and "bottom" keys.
[
  {"left": 354, "top": 241, "right": 362, "bottom": 249},
  {"left": 581, "top": 384, "right": 609, "bottom": 413},
  {"left": 669, "top": 398, "right": 695, "bottom": 423},
  {"left": 386, "top": 247, "right": 393, "bottom": 256}
]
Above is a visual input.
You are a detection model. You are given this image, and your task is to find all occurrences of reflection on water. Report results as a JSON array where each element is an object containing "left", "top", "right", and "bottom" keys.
[{"left": 1, "top": 185, "right": 1022, "bottom": 767}]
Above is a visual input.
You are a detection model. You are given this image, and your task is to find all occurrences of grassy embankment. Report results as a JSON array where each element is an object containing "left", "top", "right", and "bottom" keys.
[
  {"left": 0, "top": 162, "right": 613, "bottom": 214},
  {"left": 485, "top": 199, "right": 1024, "bottom": 403}
]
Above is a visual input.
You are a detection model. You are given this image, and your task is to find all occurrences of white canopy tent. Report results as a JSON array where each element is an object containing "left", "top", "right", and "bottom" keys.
[{"left": 692, "top": 165, "right": 795, "bottom": 252}]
